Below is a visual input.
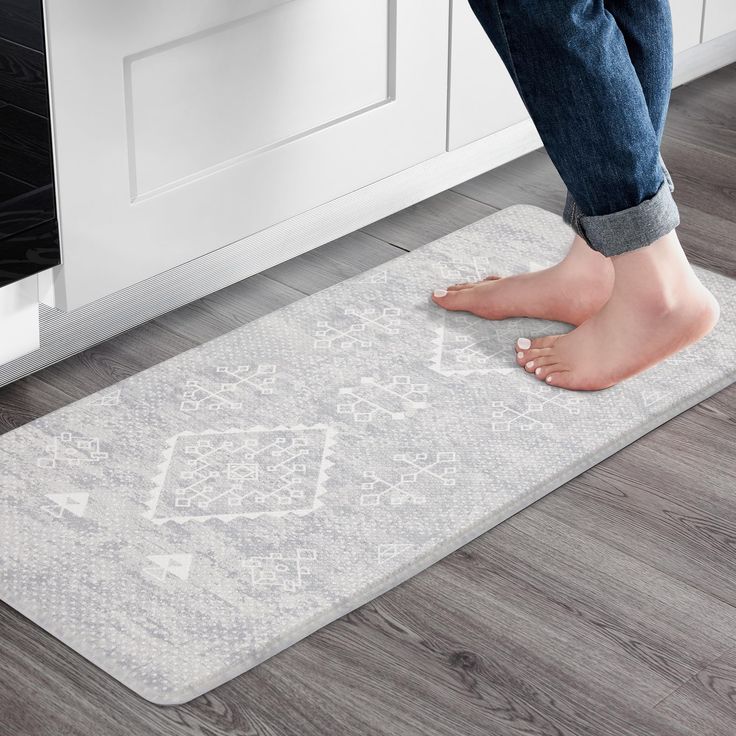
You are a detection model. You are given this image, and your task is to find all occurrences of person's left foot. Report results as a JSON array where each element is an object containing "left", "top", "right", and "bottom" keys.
[{"left": 431, "top": 234, "right": 614, "bottom": 326}]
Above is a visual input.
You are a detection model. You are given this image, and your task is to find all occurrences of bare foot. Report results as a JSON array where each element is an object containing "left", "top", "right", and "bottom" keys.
[
  {"left": 431, "top": 234, "right": 614, "bottom": 326},
  {"left": 515, "top": 230, "right": 720, "bottom": 391}
]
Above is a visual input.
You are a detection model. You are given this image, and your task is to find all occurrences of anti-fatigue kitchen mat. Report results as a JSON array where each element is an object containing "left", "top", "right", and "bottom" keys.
[{"left": 1, "top": 205, "right": 734, "bottom": 704}]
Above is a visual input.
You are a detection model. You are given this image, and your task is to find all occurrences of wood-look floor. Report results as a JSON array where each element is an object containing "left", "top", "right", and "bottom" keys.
[{"left": 1, "top": 65, "right": 735, "bottom": 736}]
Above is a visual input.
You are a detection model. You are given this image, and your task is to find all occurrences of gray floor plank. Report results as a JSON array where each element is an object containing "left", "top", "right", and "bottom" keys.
[
  {"left": 261, "top": 230, "right": 402, "bottom": 295},
  {"left": 0, "top": 64, "right": 734, "bottom": 736},
  {"left": 666, "top": 65, "right": 736, "bottom": 158},
  {"left": 359, "top": 189, "right": 498, "bottom": 251},
  {"left": 654, "top": 647, "right": 736, "bottom": 736},
  {"left": 661, "top": 137, "right": 736, "bottom": 228},
  {"left": 677, "top": 203, "right": 736, "bottom": 278},
  {"left": 451, "top": 147, "right": 568, "bottom": 214},
  {"left": 154, "top": 273, "right": 305, "bottom": 346},
  {"left": 506, "top": 507, "right": 736, "bottom": 639},
  {"left": 533, "top": 387, "right": 736, "bottom": 608}
]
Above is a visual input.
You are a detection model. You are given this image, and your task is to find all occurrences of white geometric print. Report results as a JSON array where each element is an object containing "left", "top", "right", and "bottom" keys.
[
  {"left": 429, "top": 312, "right": 525, "bottom": 377},
  {"left": 146, "top": 424, "right": 337, "bottom": 524},
  {"left": 180, "top": 364, "right": 276, "bottom": 411},
  {"left": 37, "top": 432, "right": 108, "bottom": 469},
  {"left": 89, "top": 389, "right": 121, "bottom": 407},
  {"left": 242, "top": 549, "right": 316, "bottom": 592},
  {"left": 377, "top": 543, "right": 413, "bottom": 563},
  {"left": 642, "top": 389, "right": 669, "bottom": 408},
  {"left": 337, "top": 375, "right": 429, "bottom": 421},
  {"left": 438, "top": 256, "right": 503, "bottom": 283},
  {"left": 314, "top": 304, "right": 400, "bottom": 349},
  {"left": 361, "top": 451, "right": 457, "bottom": 506},
  {"left": 367, "top": 270, "right": 387, "bottom": 284},
  {"left": 42, "top": 492, "right": 89, "bottom": 518},
  {"left": 144, "top": 554, "right": 192, "bottom": 582},
  {"left": 489, "top": 386, "right": 583, "bottom": 431}
]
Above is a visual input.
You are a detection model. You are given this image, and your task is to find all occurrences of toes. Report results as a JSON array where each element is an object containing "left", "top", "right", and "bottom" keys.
[
  {"left": 543, "top": 370, "right": 573, "bottom": 388},
  {"left": 530, "top": 335, "right": 561, "bottom": 350},
  {"left": 516, "top": 346, "right": 553, "bottom": 366},
  {"left": 523, "top": 354, "right": 558, "bottom": 373},
  {"left": 432, "top": 287, "right": 473, "bottom": 312},
  {"left": 534, "top": 363, "right": 566, "bottom": 381},
  {"left": 516, "top": 335, "right": 563, "bottom": 366},
  {"left": 447, "top": 283, "right": 475, "bottom": 291}
]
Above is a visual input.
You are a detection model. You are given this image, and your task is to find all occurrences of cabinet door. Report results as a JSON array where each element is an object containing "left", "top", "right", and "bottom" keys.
[
  {"left": 702, "top": 0, "right": 736, "bottom": 41},
  {"left": 44, "top": 0, "right": 449, "bottom": 310},
  {"left": 447, "top": 0, "right": 528, "bottom": 151},
  {"left": 670, "top": 0, "right": 704, "bottom": 53}
]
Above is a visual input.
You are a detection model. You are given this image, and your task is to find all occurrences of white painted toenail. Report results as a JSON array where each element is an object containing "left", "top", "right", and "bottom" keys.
[
  {"left": 517, "top": 337, "right": 531, "bottom": 350},
  {"left": 517, "top": 352, "right": 524, "bottom": 359},
  {"left": 527, "top": 361, "right": 534, "bottom": 369},
  {"left": 535, "top": 367, "right": 542, "bottom": 375},
  {"left": 546, "top": 375, "right": 553, "bottom": 384},
  {"left": 433, "top": 288, "right": 447, "bottom": 297}
]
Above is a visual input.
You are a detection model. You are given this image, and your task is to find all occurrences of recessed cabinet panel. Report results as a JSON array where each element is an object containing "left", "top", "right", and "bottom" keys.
[
  {"left": 670, "top": 0, "right": 703, "bottom": 53},
  {"left": 447, "top": 0, "right": 528, "bottom": 151},
  {"left": 702, "top": 0, "right": 736, "bottom": 41},
  {"left": 45, "top": 0, "right": 448, "bottom": 310},
  {"left": 127, "top": 3, "right": 390, "bottom": 199}
]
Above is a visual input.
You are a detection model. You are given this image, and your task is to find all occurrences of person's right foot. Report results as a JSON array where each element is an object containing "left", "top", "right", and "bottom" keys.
[{"left": 431, "top": 234, "right": 614, "bottom": 326}]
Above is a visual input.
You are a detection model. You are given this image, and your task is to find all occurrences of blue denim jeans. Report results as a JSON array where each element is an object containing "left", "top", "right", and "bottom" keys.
[{"left": 466, "top": 0, "right": 680, "bottom": 257}]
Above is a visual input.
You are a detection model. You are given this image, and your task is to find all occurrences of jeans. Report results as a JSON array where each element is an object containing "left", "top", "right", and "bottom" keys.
[{"left": 466, "top": 0, "right": 680, "bottom": 257}]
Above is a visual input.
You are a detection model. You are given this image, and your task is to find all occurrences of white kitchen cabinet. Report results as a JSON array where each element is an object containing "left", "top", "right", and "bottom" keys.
[
  {"left": 3, "top": 0, "right": 733, "bottom": 380},
  {"left": 44, "top": 0, "right": 449, "bottom": 310},
  {"left": 702, "top": 0, "right": 736, "bottom": 41},
  {"left": 671, "top": 0, "right": 704, "bottom": 53},
  {"left": 447, "top": 0, "right": 528, "bottom": 151}
]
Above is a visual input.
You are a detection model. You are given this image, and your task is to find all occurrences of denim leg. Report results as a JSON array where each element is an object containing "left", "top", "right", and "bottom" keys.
[
  {"left": 604, "top": 0, "right": 673, "bottom": 145},
  {"left": 563, "top": 0, "right": 676, "bottom": 246},
  {"left": 466, "top": 0, "right": 680, "bottom": 257}
]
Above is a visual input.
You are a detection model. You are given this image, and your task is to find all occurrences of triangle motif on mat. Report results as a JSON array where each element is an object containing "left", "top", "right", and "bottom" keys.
[
  {"left": 144, "top": 553, "right": 192, "bottom": 582},
  {"left": 42, "top": 492, "right": 89, "bottom": 518},
  {"left": 430, "top": 312, "right": 519, "bottom": 376}
]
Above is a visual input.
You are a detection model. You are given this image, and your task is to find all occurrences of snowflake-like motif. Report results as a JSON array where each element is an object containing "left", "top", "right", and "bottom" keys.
[
  {"left": 337, "top": 375, "right": 429, "bottom": 421},
  {"left": 489, "top": 385, "right": 582, "bottom": 431},
  {"left": 314, "top": 305, "right": 400, "bottom": 349},
  {"left": 360, "top": 451, "right": 456, "bottom": 506},
  {"left": 37, "top": 432, "right": 108, "bottom": 469},
  {"left": 180, "top": 364, "right": 276, "bottom": 411}
]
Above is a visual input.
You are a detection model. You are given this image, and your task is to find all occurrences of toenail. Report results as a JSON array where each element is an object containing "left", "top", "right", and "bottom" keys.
[
  {"left": 546, "top": 375, "right": 553, "bottom": 384},
  {"left": 535, "top": 367, "right": 542, "bottom": 375},
  {"left": 527, "top": 361, "right": 534, "bottom": 369},
  {"left": 433, "top": 288, "right": 447, "bottom": 297},
  {"left": 517, "top": 337, "right": 531, "bottom": 350},
  {"left": 517, "top": 351, "right": 524, "bottom": 359}
]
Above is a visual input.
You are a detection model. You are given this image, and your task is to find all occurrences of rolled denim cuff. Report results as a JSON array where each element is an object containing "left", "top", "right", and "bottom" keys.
[{"left": 562, "top": 155, "right": 679, "bottom": 257}]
